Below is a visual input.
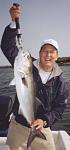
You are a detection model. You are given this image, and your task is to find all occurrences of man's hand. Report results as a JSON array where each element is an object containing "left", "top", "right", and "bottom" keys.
[
  {"left": 9, "top": 4, "right": 21, "bottom": 21},
  {"left": 31, "top": 119, "right": 47, "bottom": 130}
]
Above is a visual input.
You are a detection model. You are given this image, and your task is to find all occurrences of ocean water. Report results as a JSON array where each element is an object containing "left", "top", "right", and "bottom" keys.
[{"left": 0, "top": 65, "right": 70, "bottom": 135}]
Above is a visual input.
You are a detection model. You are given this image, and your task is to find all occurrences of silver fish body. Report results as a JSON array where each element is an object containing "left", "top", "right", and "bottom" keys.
[
  {"left": 14, "top": 50, "right": 35, "bottom": 124},
  {"left": 14, "top": 50, "right": 46, "bottom": 148}
]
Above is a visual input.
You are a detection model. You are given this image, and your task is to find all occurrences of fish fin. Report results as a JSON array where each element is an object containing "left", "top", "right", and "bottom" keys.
[
  {"left": 27, "top": 127, "right": 46, "bottom": 149},
  {"left": 36, "top": 129, "right": 46, "bottom": 139},
  {"left": 9, "top": 78, "right": 15, "bottom": 86},
  {"left": 36, "top": 97, "right": 42, "bottom": 106},
  {"left": 22, "top": 77, "right": 28, "bottom": 87},
  {"left": 34, "top": 97, "right": 45, "bottom": 115}
]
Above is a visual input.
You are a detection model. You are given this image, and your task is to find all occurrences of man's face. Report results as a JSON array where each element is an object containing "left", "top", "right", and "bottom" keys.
[{"left": 39, "top": 44, "right": 58, "bottom": 71}]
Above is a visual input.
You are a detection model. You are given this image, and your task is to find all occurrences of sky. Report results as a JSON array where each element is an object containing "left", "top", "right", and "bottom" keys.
[{"left": 0, "top": 0, "right": 70, "bottom": 66}]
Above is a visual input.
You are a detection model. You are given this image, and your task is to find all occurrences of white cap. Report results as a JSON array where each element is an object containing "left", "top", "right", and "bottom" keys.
[{"left": 41, "top": 39, "right": 59, "bottom": 51}]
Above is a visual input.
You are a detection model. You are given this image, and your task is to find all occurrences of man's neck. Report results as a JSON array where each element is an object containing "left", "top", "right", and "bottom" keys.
[{"left": 39, "top": 63, "right": 53, "bottom": 72}]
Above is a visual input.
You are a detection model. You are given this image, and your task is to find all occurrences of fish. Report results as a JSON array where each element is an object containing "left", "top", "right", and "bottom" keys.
[{"left": 13, "top": 50, "right": 46, "bottom": 148}]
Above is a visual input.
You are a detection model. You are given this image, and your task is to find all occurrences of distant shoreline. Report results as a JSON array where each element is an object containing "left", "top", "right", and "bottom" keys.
[
  {"left": 0, "top": 66, "right": 12, "bottom": 68},
  {"left": 58, "top": 62, "right": 70, "bottom": 66}
]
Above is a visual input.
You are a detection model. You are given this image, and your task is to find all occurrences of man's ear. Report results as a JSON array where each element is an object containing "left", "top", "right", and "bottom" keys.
[
  {"left": 55, "top": 52, "right": 58, "bottom": 61},
  {"left": 56, "top": 56, "right": 58, "bottom": 61}
]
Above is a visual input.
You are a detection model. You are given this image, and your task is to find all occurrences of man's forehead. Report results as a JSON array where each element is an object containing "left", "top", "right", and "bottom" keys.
[{"left": 40, "top": 44, "right": 58, "bottom": 51}]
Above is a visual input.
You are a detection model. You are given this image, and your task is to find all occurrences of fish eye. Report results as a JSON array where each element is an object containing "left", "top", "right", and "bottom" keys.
[{"left": 27, "top": 55, "right": 30, "bottom": 59}]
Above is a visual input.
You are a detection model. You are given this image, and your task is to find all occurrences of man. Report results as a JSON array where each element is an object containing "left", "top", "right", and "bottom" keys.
[{"left": 1, "top": 4, "right": 68, "bottom": 150}]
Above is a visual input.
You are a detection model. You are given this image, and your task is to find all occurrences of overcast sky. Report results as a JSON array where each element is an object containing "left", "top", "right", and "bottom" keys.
[{"left": 0, "top": 0, "right": 70, "bottom": 66}]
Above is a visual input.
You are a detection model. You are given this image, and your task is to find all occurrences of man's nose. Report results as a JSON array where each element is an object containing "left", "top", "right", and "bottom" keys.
[{"left": 46, "top": 51, "right": 51, "bottom": 56}]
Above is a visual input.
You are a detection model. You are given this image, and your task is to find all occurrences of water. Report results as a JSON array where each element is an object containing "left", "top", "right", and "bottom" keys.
[{"left": 0, "top": 65, "right": 70, "bottom": 135}]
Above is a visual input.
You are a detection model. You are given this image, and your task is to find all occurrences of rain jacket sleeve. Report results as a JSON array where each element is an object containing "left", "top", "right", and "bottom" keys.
[{"left": 1, "top": 25, "right": 18, "bottom": 66}]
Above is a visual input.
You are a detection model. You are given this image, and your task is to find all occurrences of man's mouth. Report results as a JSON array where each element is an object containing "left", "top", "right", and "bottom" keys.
[{"left": 45, "top": 59, "right": 51, "bottom": 61}]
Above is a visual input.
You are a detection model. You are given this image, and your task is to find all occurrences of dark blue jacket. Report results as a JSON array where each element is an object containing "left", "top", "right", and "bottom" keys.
[{"left": 1, "top": 25, "right": 68, "bottom": 128}]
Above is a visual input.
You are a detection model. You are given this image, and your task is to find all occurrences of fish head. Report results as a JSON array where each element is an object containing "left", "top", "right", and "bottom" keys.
[{"left": 16, "top": 51, "right": 32, "bottom": 76}]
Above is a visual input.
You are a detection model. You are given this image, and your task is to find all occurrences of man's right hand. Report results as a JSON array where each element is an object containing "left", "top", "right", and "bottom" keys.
[{"left": 9, "top": 4, "right": 21, "bottom": 21}]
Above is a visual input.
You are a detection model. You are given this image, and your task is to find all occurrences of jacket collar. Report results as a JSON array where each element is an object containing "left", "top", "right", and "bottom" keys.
[{"left": 33, "top": 59, "right": 62, "bottom": 80}]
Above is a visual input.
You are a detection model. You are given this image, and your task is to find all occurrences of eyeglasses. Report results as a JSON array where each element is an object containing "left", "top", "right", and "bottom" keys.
[{"left": 41, "top": 49, "right": 57, "bottom": 54}]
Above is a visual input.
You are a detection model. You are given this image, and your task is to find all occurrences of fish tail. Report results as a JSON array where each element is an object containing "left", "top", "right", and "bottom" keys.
[{"left": 27, "top": 127, "right": 46, "bottom": 149}]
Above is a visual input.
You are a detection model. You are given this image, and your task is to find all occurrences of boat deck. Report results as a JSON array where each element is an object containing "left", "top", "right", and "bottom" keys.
[{"left": 0, "top": 130, "right": 70, "bottom": 150}]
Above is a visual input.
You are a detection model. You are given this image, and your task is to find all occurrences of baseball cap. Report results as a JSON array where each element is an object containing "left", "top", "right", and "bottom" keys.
[{"left": 41, "top": 39, "right": 59, "bottom": 51}]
